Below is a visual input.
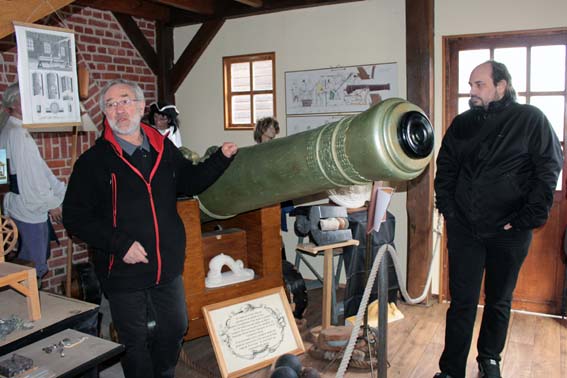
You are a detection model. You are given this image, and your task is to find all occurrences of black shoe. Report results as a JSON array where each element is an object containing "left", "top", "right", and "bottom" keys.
[
  {"left": 433, "top": 373, "right": 453, "bottom": 378},
  {"left": 478, "top": 358, "right": 502, "bottom": 378}
]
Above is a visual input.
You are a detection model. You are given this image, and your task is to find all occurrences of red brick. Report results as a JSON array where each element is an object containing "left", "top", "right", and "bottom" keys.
[
  {"left": 89, "top": 19, "right": 108, "bottom": 29},
  {"left": 81, "top": 35, "right": 100, "bottom": 44},
  {"left": 114, "top": 57, "right": 131, "bottom": 65},
  {"left": 102, "top": 38, "right": 120, "bottom": 46},
  {"left": 93, "top": 55, "right": 112, "bottom": 63}
]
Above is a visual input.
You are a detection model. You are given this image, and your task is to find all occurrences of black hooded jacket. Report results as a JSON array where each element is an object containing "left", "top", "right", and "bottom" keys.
[
  {"left": 63, "top": 121, "right": 232, "bottom": 292},
  {"left": 434, "top": 96, "right": 563, "bottom": 234}
]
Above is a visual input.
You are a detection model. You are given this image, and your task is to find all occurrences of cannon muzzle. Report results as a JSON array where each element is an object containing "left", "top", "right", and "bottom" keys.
[{"left": 197, "top": 98, "right": 434, "bottom": 219}]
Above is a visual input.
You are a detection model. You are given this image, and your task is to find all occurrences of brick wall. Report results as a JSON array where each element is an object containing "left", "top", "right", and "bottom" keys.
[{"left": 0, "top": 5, "right": 158, "bottom": 292}]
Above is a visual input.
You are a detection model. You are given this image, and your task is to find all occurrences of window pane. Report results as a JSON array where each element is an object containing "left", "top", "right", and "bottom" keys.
[
  {"left": 525, "top": 101, "right": 563, "bottom": 190},
  {"left": 516, "top": 96, "right": 526, "bottom": 104},
  {"left": 531, "top": 45, "right": 566, "bottom": 91},
  {"left": 231, "top": 63, "right": 250, "bottom": 92},
  {"left": 253, "top": 60, "right": 273, "bottom": 91},
  {"left": 530, "top": 95, "right": 565, "bottom": 142},
  {"left": 253, "top": 94, "right": 273, "bottom": 121},
  {"left": 231, "top": 95, "right": 251, "bottom": 124},
  {"left": 494, "top": 47, "right": 527, "bottom": 92},
  {"left": 458, "top": 49, "right": 490, "bottom": 93},
  {"left": 458, "top": 97, "right": 469, "bottom": 114}
]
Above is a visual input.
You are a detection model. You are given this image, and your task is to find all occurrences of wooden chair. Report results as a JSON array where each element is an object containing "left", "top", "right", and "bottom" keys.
[{"left": 0, "top": 215, "right": 41, "bottom": 321}]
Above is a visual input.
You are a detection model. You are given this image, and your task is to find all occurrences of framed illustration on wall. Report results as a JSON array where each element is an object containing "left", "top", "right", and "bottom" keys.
[
  {"left": 13, "top": 22, "right": 81, "bottom": 128},
  {"left": 285, "top": 62, "right": 398, "bottom": 115},
  {"left": 202, "top": 286, "right": 305, "bottom": 378}
]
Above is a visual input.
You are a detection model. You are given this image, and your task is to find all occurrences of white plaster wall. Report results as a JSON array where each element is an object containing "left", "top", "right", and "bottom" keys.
[{"left": 174, "top": 0, "right": 410, "bottom": 285}]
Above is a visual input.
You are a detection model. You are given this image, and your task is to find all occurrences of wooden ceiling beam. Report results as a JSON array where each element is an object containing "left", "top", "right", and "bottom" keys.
[
  {"left": 234, "top": 0, "right": 262, "bottom": 8},
  {"left": 152, "top": 0, "right": 215, "bottom": 15},
  {"left": 168, "top": 0, "right": 363, "bottom": 27},
  {"left": 77, "top": 0, "right": 170, "bottom": 22},
  {"left": 113, "top": 12, "right": 158, "bottom": 75},
  {"left": 218, "top": 0, "right": 363, "bottom": 21},
  {"left": 0, "top": 0, "right": 74, "bottom": 39},
  {"left": 171, "top": 18, "right": 225, "bottom": 93}
]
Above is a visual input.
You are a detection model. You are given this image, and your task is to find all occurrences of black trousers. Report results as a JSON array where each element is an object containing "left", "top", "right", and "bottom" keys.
[
  {"left": 106, "top": 276, "right": 188, "bottom": 378},
  {"left": 439, "top": 220, "right": 531, "bottom": 378}
]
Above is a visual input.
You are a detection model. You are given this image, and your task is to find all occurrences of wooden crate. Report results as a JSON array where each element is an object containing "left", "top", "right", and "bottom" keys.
[
  {"left": 201, "top": 228, "right": 248, "bottom": 274},
  {"left": 177, "top": 199, "right": 283, "bottom": 340}
]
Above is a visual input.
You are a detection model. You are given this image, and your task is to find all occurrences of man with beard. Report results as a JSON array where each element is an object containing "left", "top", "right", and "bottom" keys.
[
  {"left": 433, "top": 61, "right": 562, "bottom": 378},
  {"left": 63, "top": 79, "right": 237, "bottom": 378}
]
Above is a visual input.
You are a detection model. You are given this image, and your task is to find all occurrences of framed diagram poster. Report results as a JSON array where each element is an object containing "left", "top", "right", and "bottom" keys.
[
  {"left": 285, "top": 62, "right": 398, "bottom": 115},
  {"left": 14, "top": 22, "right": 81, "bottom": 128},
  {"left": 203, "top": 287, "right": 305, "bottom": 378}
]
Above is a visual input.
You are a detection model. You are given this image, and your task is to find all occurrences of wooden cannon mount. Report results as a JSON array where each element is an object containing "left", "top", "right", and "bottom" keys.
[{"left": 177, "top": 198, "right": 283, "bottom": 340}]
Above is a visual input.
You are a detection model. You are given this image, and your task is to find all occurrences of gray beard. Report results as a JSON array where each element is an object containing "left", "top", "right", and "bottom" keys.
[{"left": 108, "top": 116, "right": 141, "bottom": 135}]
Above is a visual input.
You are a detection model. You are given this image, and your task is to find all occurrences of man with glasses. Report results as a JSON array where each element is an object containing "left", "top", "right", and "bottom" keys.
[
  {"left": 63, "top": 79, "right": 238, "bottom": 378},
  {"left": 434, "top": 61, "right": 562, "bottom": 378}
]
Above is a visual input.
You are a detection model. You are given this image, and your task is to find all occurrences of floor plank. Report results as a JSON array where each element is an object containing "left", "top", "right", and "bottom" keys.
[
  {"left": 530, "top": 316, "right": 562, "bottom": 378},
  {"left": 170, "top": 288, "right": 567, "bottom": 378}
]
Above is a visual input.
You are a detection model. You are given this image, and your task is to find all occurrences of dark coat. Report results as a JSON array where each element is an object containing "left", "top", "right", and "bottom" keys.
[
  {"left": 434, "top": 96, "right": 563, "bottom": 234},
  {"left": 63, "top": 122, "right": 232, "bottom": 292}
]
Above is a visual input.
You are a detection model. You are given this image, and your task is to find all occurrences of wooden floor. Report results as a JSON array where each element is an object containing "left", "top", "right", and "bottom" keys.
[{"left": 176, "top": 286, "right": 567, "bottom": 378}]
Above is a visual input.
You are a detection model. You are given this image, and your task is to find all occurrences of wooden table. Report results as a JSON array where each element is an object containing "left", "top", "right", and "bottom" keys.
[
  {"left": 0, "top": 328, "right": 123, "bottom": 377},
  {"left": 296, "top": 239, "right": 359, "bottom": 329},
  {"left": 1, "top": 291, "right": 99, "bottom": 356},
  {"left": 0, "top": 262, "right": 41, "bottom": 321}
]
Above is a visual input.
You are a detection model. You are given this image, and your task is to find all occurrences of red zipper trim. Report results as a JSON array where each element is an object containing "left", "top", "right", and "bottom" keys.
[
  {"left": 109, "top": 173, "right": 117, "bottom": 273},
  {"left": 104, "top": 121, "right": 165, "bottom": 284},
  {"left": 112, "top": 173, "right": 117, "bottom": 227},
  {"left": 147, "top": 184, "right": 162, "bottom": 284}
]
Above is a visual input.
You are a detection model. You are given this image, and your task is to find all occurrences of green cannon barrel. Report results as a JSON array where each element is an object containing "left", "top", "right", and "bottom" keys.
[{"left": 196, "top": 98, "right": 434, "bottom": 219}]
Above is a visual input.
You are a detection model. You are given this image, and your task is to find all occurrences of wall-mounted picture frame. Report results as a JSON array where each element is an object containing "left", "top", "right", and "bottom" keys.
[
  {"left": 202, "top": 286, "right": 305, "bottom": 378},
  {"left": 285, "top": 62, "right": 398, "bottom": 116},
  {"left": 13, "top": 21, "right": 81, "bottom": 128}
]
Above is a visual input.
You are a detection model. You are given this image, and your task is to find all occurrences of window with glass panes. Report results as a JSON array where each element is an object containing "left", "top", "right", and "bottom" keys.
[
  {"left": 223, "top": 52, "right": 276, "bottom": 130},
  {"left": 445, "top": 29, "right": 567, "bottom": 192}
]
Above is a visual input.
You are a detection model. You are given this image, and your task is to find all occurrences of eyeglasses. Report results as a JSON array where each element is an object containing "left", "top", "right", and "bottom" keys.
[{"left": 105, "top": 98, "right": 140, "bottom": 110}]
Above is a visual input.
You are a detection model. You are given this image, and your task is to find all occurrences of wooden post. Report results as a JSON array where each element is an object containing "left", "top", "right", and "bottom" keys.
[{"left": 65, "top": 126, "right": 78, "bottom": 297}]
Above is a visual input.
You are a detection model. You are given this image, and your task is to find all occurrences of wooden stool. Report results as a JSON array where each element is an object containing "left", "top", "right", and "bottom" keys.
[
  {"left": 0, "top": 215, "right": 41, "bottom": 321},
  {"left": 296, "top": 239, "right": 359, "bottom": 329}
]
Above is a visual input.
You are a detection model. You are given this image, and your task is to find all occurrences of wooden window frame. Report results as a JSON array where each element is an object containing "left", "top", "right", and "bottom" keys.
[{"left": 223, "top": 52, "right": 276, "bottom": 130}]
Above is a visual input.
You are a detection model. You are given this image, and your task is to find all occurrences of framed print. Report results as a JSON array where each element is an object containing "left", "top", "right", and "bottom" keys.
[
  {"left": 285, "top": 62, "right": 398, "bottom": 115},
  {"left": 202, "top": 287, "right": 305, "bottom": 378},
  {"left": 14, "top": 22, "right": 81, "bottom": 128}
]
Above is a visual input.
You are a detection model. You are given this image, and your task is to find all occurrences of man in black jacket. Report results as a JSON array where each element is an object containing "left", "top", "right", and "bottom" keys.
[
  {"left": 63, "top": 79, "right": 237, "bottom": 378},
  {"left": 433, "top": 61, "right": 562, "bottom": 378}
]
